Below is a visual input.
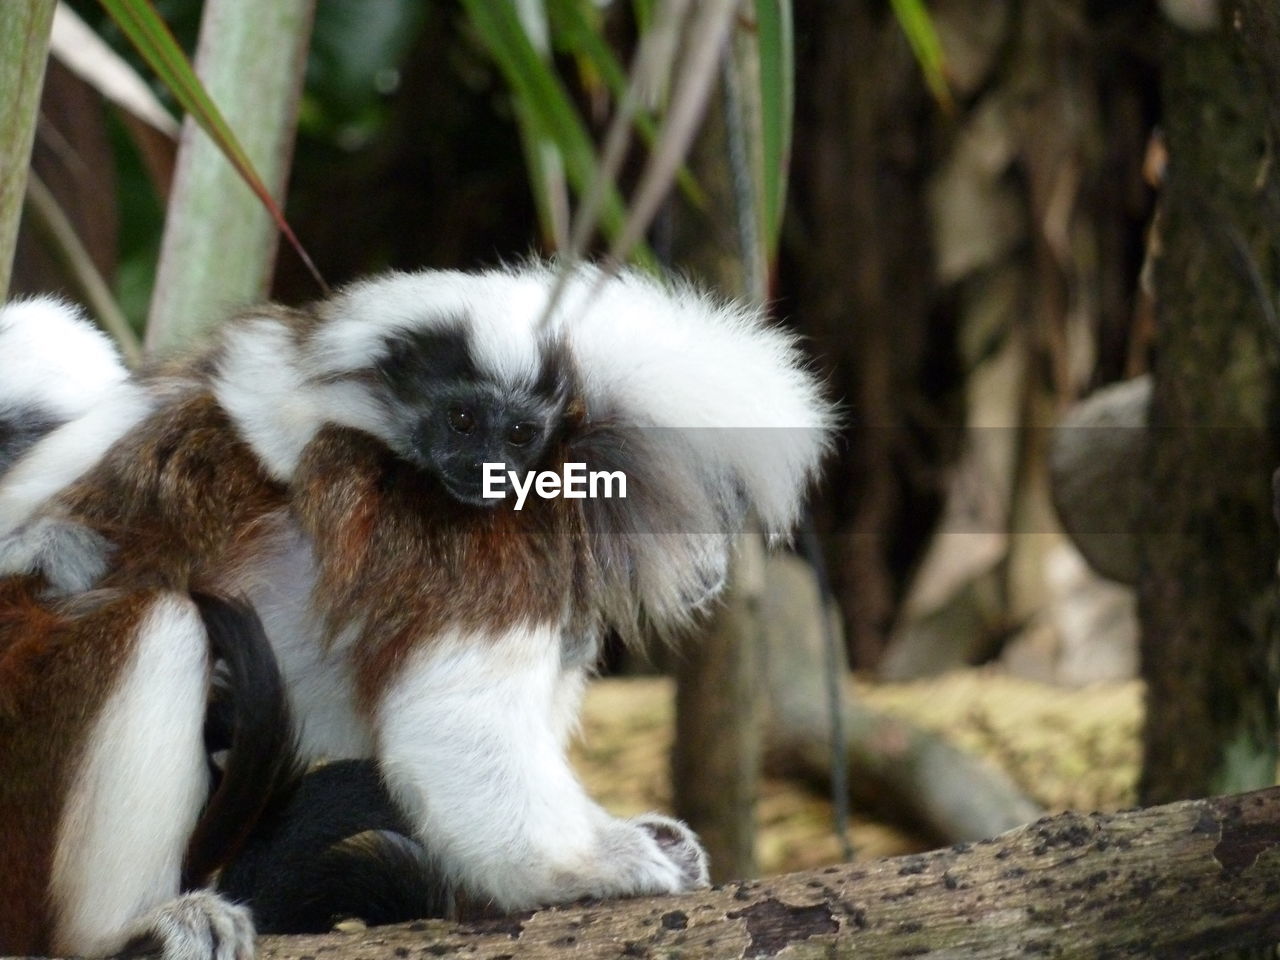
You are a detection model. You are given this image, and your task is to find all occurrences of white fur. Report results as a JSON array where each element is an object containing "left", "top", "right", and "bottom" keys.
[
  {"left": 0, "top": 298, "right": 128, "bottom": 422},
  {"left": 559, "top": 268, "right": 834, "bottom": 536},
  {"left": 227, "top": 518, "right": 374, "bottom": 759},
  {"left": 0, "top": 381, "right": 153, "bottom": 536},
  {"left": 376, "top": 624, "right": 707, "bottom": 909},
  {"left": 214, "top": 265, "right": 833, "bottom": 526},
  {"left": 229, "top": 268, "right": 555, "bottom": 477},
  {"left": 221, "top": 517, "right": 707, "bottom": 909},
  {"left": 51, "top": 595, "right": 213, "bottom": 958},
  {"left": 0, "top": 515, "right": 112, "bottom": 592},
  {"left": 18, "top": 263, "right": 823, "bottom": 924},
  {"left": 213, "top": 315, "right": 386, "bottom": 482},
  {"left": 311, "top": 268, "right": 549, "bottom": 386}
]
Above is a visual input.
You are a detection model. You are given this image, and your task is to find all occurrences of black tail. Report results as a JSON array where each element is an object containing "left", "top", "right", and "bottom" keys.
[
  {"left": 183, "top": 593, "right": 302, "bottom": 888},
  {"left": 218, "top": 759, "right": 451, "bottom": 933}
]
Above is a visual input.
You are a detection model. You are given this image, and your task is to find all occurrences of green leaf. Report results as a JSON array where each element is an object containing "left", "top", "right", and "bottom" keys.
[
  {"left": 0, "top": 0, "right": 56, "bottom": 300},
  {"left": 460, "top": 0, "right": 655, "bottom": 266},
  {"left": 96, "top": 0, "right": 328, "bottom": 293},
  {"left": 753, "top": 0, "right": 793, "bottom": 255},
  {"left": 546, "top": 0, "right": 704, "bottom": 209},
  {"left": 609, "top": 0, "right": 737, "bottom": 267},
  {"left": 889, "top": 0, "right": 952, "bottom": 110},
  {"left": 631, "top": 0, "right": 654, "bottom": 32}
]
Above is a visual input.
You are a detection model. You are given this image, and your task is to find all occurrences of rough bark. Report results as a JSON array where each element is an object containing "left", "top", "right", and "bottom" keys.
[
  {"left": 250, "top": 786, "right": 1280, "bottom": 959},
  {"left": 1137, "top": 4, "right": 1280, "bottom": 804}
]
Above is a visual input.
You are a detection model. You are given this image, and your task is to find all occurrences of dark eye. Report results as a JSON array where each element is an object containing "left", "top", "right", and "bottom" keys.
[
  {"left": 448, "top": 406, "right": 476, "bottom": 434},
  {"left": 507, "top": 422, "right": 537, "bottom": 447}
]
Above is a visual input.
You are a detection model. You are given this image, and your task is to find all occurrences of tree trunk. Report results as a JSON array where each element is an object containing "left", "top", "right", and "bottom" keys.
[
  {"left": 250, "top": 785, "right": 1280, "bottom": 959},
  {"left": 673, "top": 537, "right": 766, "bottom": 883},
  {"left": 788, "top": 0, "right": 950, "bottom": 670},
  {"left": 666, "top": 51, "right": 773, "bottom": 883},
  {"left": 1137, "top": 3, "right": 1280, "bottom": 805}
]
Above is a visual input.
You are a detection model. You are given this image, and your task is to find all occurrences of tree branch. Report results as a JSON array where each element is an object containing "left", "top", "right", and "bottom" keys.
[{"left": 255, "top": 785, "right": 1280, "bottom": 959}]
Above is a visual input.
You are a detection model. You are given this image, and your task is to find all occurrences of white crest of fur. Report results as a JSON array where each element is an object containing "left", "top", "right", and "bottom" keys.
[
  {"left": 50, "top": 596, "right": 212, "bottom": 958},
  {"left": 310, "top": 268, "right": 549, "bottom": 385},
  {"left": 213, "top": 266, "right": 832, "bottom": 517},
  {"left": 0, "top": 298, "right": 128, "bottom": 422},
  {"left": 213, "top": 265, "right": 832, "bottom": 641},
  {"left": 214, "top": 272, "right": 556, "bottom": 480},
  {"left": 309, "top": 263, "right": 833, "bottom": 535},
  {"left": 559, "top": 268, "right": 834, "bottom": 535}
]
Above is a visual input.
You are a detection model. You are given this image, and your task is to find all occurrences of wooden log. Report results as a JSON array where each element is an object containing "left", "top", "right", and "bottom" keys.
[{"left": 253, "top": 785, "right": 1280, "bottom": 959}]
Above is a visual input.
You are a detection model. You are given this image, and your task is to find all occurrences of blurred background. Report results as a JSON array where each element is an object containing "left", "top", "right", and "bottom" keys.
[{"left": 5, "top": 0, "right": 1279, "bottom": 884}]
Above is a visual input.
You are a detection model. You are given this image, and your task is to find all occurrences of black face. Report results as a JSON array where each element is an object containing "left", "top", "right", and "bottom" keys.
[{"left": 374, "top": 324, "right": 567, "bottom": 507}]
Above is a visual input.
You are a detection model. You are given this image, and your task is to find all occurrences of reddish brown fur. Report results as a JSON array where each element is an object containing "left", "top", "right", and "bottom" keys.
[
  {"left": 0, "top": 375, "right": 290, "bottom": 952},
  {"left": 60, "top": 391, "right": 288, "bottom": 593},
  {"left": 0, "top": 295, "right": 705, "bottom": 950},
  {"left": 292, "top": 427, "right": 582, "bottom": 705},
  {"left": 0, "top": 582, "right": 153, "bottom": 955},
  {"left": 32, "top": 372, "right": 591, "bottom": 712}
]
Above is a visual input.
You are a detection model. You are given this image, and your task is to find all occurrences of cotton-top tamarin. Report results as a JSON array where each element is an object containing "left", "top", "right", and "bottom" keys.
[{"left": 0, "top": 265, "right": 833, "bottom": 958}]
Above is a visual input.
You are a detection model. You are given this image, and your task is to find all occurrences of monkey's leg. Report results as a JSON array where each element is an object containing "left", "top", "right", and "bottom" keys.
[
  {"left": 0, "top": 589, "right": 253, "bottom": 959},
  {"left": 56, "top": 594, "right": 259, "bottom": 960},
  {"left": 375, "top": 625, "right": 708, "bottom": 912}
]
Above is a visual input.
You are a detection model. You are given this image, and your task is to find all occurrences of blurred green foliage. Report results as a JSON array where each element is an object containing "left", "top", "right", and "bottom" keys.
[
  {"left": 66, "top": 0, "right": 430, "bottom": 326},
  {"left": 302, "top": 0, "right": 428, "bottom": 147}
]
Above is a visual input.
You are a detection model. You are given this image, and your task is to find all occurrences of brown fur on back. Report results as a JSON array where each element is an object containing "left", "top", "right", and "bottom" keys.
[
  {"left": 60, "top": 391, "right": 288, "bottom": 593},
  {"left": 45, "top": 379, "right": 591, "bottom": 710},
  {"left": 0, "top": 381, "right": 290, "bottom": 951},
  {"left": 293, "top": 427, "right": 584, "bottom": 705}
]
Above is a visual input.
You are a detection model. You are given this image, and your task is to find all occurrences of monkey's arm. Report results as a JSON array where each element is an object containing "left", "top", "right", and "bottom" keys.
[{"left": 374, "top": 627, "right": 708, "bottom": 912}]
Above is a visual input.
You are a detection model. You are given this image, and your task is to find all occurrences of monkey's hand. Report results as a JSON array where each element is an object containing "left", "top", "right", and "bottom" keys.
[
  {"left": 591, "top": 813, "right": 711, "bottom": 898},
  {"left": 123, "top": 891, "right": 255, "bottom": 960}
]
